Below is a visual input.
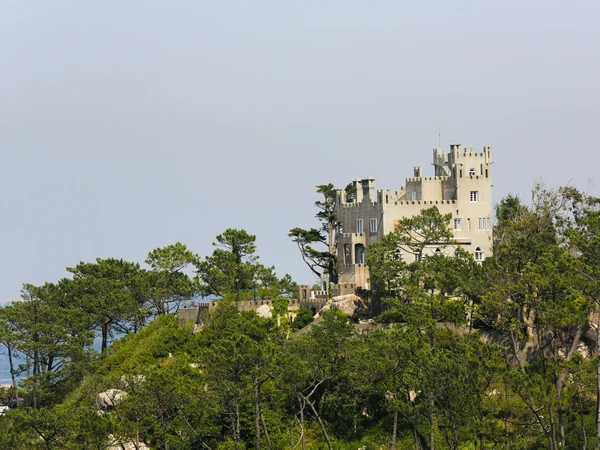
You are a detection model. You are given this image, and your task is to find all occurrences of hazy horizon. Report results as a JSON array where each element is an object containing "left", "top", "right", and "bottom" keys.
[{"left": 1, "top": 1, "right": 599, "bottom": 300}]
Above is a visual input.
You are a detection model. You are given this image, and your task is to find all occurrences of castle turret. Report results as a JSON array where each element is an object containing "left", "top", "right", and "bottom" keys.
[{"left": 352, "top": 177, "right": 376, "bottom": 203}]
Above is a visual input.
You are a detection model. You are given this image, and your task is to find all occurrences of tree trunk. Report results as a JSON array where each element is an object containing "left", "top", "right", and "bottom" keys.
[
  {"left": 233, "top": 399, "right": 240, "bottom": 449},
  {"left": 451, "top": 416, "right": 459, "bottom": 450},
  {"left": 555, "top": 324, "right": 584, "bottom": 448},
  {"left": 578, "top": 386, "right": 588, "bottom": 450},
  {"left": 390, "top": 410, "right": 398, "bottom": 450},
  {"left": 429, "top": 397, "right": 435, "bottom": 450},
  {"left": 306, "top": 396, "right": 333, "bottom": 450},
  {"left": 412, "top": 420, "right": 420, "bottom": 450},
  {"left": 7, "top": 345, "right": 18, "bottom": 404},
  {"left": 504, "top": 377, "right": 510, "bottom": 448},
  {"left": 549, "top": 408, "right": 558, "bottom": 450},
  {"left": 254, "top": 380, "right": 261, "bottom": 450},
  {"left": 102, "top": 321, "right": 109, "bottom": 351},
  {"left": 299, "top": 399, "right": 306, "bottom": 450},
  {"left": 260, "top": 408, "right": 271, "bottom": 448},
  {"left": 557, "top": 390, "right": 565, "bottom": 448}
]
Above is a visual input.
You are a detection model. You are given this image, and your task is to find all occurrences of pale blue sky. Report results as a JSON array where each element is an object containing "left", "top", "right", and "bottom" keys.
[{"left": 1, "top": 1, "right": 599, "bottom": 300}]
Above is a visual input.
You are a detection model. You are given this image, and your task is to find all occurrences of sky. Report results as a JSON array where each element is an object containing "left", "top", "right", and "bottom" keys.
[{"left": 1, "top": 1, "right": 599, "bottom": 301}]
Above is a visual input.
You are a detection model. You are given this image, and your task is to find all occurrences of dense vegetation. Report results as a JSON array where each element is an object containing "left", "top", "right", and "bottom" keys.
[{"left": 1, "top": 184, "right": 600, "bottom": 449}]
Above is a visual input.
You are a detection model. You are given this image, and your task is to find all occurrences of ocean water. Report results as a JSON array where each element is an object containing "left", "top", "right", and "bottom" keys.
[{"left": 0, "top": 350, "right": 23, "bottom": 385}]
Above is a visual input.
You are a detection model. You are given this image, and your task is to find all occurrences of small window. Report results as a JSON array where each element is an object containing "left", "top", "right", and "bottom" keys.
[
  {"left": 474, "top": 247, "right": 484, "bottom": 261},
  {"left": 454, "top": 218, "right": 462, "bottom": 230},
  {"left": 356, "top": 219, "right": 363, "bottom": 234},
  {"left": 478, "top": 217, "right": 490, "bottom": 230},
  {"left": 469, "top": 168, "right": 476, "bottom": 177},
  {"left": 470, "top": 191, "right": 478, "bottom": 202},
  {"left": 434, "top": 247, "right": 442, "bottom": 256},
  {"left": 411, "top": 192, "right": 417, "bottom": 201},
  {"left": 370, "top": 218, "right": 377, "bottom": 233}
]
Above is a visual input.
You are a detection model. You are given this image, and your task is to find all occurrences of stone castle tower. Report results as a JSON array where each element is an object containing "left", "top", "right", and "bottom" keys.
[{"left": 335, "top": 143, "right": 493, "bottom": 288}]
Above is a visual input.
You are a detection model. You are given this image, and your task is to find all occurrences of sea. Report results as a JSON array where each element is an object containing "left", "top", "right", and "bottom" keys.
[
  {"left": 0, "top": 351, "right": 23, "bottom": 386},
  {"left": 0, "top": 336, "right": 105, "bottom": 386}
]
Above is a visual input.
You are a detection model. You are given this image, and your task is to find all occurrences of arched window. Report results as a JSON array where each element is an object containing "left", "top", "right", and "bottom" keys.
[
  {"left": 469, "top": 168, "right": 476, "bottom": 177},
  {"left": 302, "top": 289, "right": 307, "bottom": 300},
  {"left": 474, "top": 247, "right": 484, "bottom": 261},
  {"left": 355, "top": 244, "right": 366, "bottom": 265},
  {"left": 454, "top": 247, "right": 462, "bottom": 258},
  {"left": 434, "top": 247, "right": 442, "bottom": 256}
]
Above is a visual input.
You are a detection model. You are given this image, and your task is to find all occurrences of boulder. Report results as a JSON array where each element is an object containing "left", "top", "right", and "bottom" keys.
[
  {"left": 255, "top": 304, "right": 273, "bottom": 318},
  {"left": 315, "top": 294, "right": 365, "bottom": 319},
  {"left": 96, "top": 389, "right": 127, "bottom": 410}
]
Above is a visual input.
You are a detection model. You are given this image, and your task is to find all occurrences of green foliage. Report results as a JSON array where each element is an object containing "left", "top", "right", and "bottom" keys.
[
  {"left": 67, "top": 258, "right": 144, "bottom": 351},
  {"left": 145, "top": 242, "right": 198, "bottom": 315},
  {"left": 292, "top": 306, "right": 314, "bottom": 330},
  {"left": 196, "top": 228, "right": 259, "bottom": 298},
  {"left": 4, "top": 185, "right": 600, "bottom": 449},
  {"left": 196, "top": 228, "right": 296, "bottom": 307},
  {"left": 289, "top": 183, "right": 340, "bottom": 282}
]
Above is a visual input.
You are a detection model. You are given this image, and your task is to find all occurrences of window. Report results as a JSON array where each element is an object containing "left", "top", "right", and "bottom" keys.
[
  {"left": 344, "top": 244, "right": 352, "bottom": 265},
  {"left": 355, "top": 244, "right": 365, "bottom": 264},
  {"left": 434, "top": 247, "right": 442, "bottom": 256},
  {"left": 411, "top": 191, "right": 417, "bottom": 201},
  {"left": 469, "top": 168, "right": 476, "bottom": 177},
  {"left": 474, "top": 247, "right": 484, "bottom": 261},
  {"left": 454, "top": 218, "right": 462, "bottom": 230},
  {"left": 370, "top": 218, "right": 378, "bottom": 233},
  {"left": 356, "top": 219, "right": 363, "bottom": 234},
  {"left": 478, "top": 217, "right": 490, "bottom": 230},
  {"left": 470, "top": 191, "right": 478, "bottom": 202}
]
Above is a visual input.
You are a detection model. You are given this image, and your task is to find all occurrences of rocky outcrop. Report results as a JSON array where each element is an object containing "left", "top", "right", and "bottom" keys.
[
  {"left": 314, "top": 294, "right": 368, "bottom": 319},
  {"left": 255, "top": 304, "right": 273, "bottom": 318},
  {"left": 96, "top": 389, "right": 127, "bottom": 411}
]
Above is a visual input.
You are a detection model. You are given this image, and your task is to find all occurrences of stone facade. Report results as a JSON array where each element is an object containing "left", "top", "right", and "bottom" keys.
[{"left": 336, "top": 143, "right": 493, "bottom": 289}]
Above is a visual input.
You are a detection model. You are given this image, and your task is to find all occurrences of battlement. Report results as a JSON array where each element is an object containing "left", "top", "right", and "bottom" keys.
[
  {"left": 448, "top": 144, "right": 493, "bottom": 164},
  {"left": 339, "top": 201, "right": 378, "bottom": 208},
  {"left": 298, "top": 285, "right": 328, "bottom": 301},
  {"left": 393, "top": 200, "right": 457, "bottom": 206},
  {"left": 406, "top": 176, "right": 451, "bottom": 183}
]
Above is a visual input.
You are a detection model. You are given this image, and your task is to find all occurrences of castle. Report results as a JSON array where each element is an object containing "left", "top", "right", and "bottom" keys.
[
  {"left": 335, "top": 143, "right": 493, "bottom": 289},
  {"left": 178, "top": 143, "right": 493, "bottom": 325}
]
